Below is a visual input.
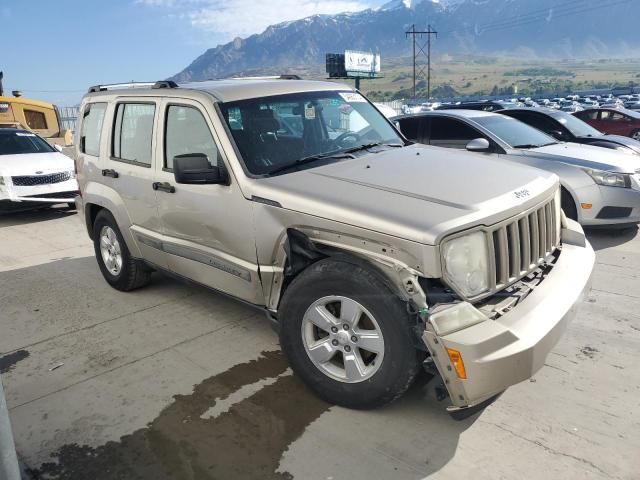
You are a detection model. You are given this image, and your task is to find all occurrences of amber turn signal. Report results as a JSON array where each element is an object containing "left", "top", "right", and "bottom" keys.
[{"left": 446, "top": 348, "right": 467, "bottom": 379}]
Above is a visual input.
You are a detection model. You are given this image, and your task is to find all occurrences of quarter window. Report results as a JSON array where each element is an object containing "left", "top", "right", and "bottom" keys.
[
  {"left": 165, "top": 105, "right": 219, "bottom": 170},
  {"left": 80, "top": 103, "right": 107, "bottom": 156},
  {"left": 24, "top": 109, "right": 48, "bottom": 130},
  {"left": 112, "top": 103, "right": 155, "bottom": 166}
]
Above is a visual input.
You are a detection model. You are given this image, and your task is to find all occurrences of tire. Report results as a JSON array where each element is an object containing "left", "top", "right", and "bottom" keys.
[
  {"left": 561, "top": 187, "right": 578, "bottom": 222},
  {"left": 92, "top": 210, "right": 151, "bottom": 291},
  {"left": 278, "top": 258, "right": 422, "bottom": 409}
]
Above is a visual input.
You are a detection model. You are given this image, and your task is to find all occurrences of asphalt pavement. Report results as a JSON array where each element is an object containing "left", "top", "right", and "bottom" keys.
[{"left": 0, "top": 207, "right": 638, "bottom": 479}]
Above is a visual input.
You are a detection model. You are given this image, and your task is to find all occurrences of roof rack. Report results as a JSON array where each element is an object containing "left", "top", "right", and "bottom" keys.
[
  {"left": 87, "top": 80, "right": 178, "bottom": 93},
  {"left": 229, "top": 75, "right": 302, "bottom": 81}
]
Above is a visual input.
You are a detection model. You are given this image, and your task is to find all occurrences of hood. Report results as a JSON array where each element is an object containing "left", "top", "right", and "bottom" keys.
[
  {"left": 246, "top": 144, "right": 558, "bottom": 245},
  {"left": 0, "top": 152, "right": 74, "bottom": 176},
  {"left": 526, "top": 142, "right": 640, "bottom": 173},
  {"left": 581, "top": 135, "right": 640, "bottom": 155}
]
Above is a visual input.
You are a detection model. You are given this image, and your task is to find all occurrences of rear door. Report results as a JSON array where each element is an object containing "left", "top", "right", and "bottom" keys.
[
  {"left": 154, "top": 98, "right": 263, "bottom": 305},
  {"left": 103, "top": 98, "right": 167, "bottom": 268}
]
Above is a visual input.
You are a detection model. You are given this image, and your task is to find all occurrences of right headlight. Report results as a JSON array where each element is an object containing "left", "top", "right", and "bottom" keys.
[
  {"left": 441, "top": 231, "right": 490, "bottom": 298},
  {"left": 582, "top": 168, "right": 631, "bottom": 188}
]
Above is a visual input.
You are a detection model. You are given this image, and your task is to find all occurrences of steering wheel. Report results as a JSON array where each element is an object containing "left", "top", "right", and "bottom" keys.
[{"left": 334, "top": 131, "right": 362, "bottom": 148}]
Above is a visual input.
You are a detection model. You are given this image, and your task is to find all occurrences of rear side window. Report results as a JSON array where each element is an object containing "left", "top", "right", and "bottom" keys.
[
  {"left": 165, "top": 105, "right": 219, "bottom": 170},
  {"left": 112, "top": 103, "right": 155, "bottom": 166},
  {"left": 24, "top": 109, "right": 48, "bottom": 130},
  {"left": 80, "top": 103, "right": 107, "bottom": 156},
  {"left": 398, "top": 117, "right": 423, "bottom": 141}
]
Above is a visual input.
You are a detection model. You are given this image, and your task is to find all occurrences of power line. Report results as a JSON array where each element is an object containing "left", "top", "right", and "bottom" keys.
[
  {"left": 478, "top": 0, "right": 633, "bottom": 34},
  {"left": 405, "top": 24, "right": 438, "bottom": 99}
]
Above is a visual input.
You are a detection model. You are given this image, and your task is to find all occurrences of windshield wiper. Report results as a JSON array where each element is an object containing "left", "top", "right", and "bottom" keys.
[
  {"left": 512, "top": 144, "right": 540, "bottom": 149},
  {"left": 267, "top": 151, "right": 355, "bottom": 176}
]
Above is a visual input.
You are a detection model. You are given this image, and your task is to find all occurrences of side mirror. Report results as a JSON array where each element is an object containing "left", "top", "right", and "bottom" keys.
[
  {"left": 173, "top": 153, "right": 227, "bottom": 185},
  {"left": 549, "top": 130, "right": 565, "bottom": 140},
  {"left": 53, "top": 144, "right": 63, "bottom": 152},
  {"left": 466, "top": 138, "right": 491, "bottom": 152}
]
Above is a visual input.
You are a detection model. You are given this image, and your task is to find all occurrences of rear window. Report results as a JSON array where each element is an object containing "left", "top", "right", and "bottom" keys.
[
  {"left": 0, "top": 131, "right": 55, "bottom": 155},
  {"left": 24, "top": 109, "right": 48, "bottom": 130}
]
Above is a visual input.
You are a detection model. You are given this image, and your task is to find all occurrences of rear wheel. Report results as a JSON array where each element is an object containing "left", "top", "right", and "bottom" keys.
[
  {"left": 278, "top": 258, "right": 421, "bottom": 409},
  {"left": 561, "top": 187, "right": 578, "bottom": 222},
  {"left": 92, "top": 210, "right": 151, "bottom": 291}
]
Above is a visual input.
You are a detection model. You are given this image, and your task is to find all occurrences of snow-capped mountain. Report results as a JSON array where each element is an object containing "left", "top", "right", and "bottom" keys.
[{"left": 172, "top": 0, "right": 639, "bottom": 82}]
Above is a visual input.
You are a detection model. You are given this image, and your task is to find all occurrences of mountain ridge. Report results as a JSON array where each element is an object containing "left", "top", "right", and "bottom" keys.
[{"left": 171, "top": 0, "right": 639, "bottom": 82}]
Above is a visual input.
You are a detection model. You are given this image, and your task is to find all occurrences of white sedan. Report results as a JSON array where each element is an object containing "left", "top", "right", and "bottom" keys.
[{"left": 0, "top": 128, "right": 79, "bottom": 212}]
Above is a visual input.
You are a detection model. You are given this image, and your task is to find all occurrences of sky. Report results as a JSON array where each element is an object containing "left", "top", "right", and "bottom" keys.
[{"left": 0, "top": 0, "right": 387, "bottom": 105}]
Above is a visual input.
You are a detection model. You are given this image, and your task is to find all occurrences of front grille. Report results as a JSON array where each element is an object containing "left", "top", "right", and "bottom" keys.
[
  {"left": 27, "top": 191, "right": 78, "bottom": 199},
  {"left": 11, "top": 172, "right": 71, "bottom": 186},
  {"left": 489, "top": 195, "right": 560, "bottom": 292},
  {"left": 596, "top": 206, "right": 632, "bottom": 219}
]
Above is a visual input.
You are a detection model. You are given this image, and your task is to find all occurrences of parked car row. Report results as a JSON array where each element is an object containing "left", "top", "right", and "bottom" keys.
[{"left": 393, "top": 107, "right": 640, "bottom": 228}]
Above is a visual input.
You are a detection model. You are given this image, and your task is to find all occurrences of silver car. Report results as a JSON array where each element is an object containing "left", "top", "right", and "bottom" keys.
[
  {"left": 75, "top": 79, "right": 594, "bottom": 416},
  {"left": 394, "top": 110, "right": 640, "bottom": 227}
]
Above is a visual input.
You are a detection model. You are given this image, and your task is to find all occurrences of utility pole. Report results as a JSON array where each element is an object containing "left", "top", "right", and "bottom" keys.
[{"left": 405, "top": 24, "right": 438, "bottom": 99}]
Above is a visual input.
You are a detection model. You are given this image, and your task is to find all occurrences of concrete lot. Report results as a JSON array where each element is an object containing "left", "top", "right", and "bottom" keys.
[{"left": 0, "top": 207, "right": 639, "bottom": 480}]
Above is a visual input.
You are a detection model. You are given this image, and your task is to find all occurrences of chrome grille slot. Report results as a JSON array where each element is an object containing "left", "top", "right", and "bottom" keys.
[{"left": 489, "top": 195, "right": 559, "bottom": 296}]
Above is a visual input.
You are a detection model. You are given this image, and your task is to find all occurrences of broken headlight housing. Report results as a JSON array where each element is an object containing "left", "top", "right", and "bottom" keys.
[{"left": 441, "top": 231, "right": 490, "bottom": 298}]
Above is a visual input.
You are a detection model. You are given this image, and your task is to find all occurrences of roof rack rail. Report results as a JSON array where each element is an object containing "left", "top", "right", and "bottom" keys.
[
  {"left": 153, "top": 80, "right": 179, "bottom": 89},
  {"left": 230, "top": 75, "right": 302, "bottom": 81},
  {"left": 87, "top": 80, "right": 178, "bottom": 93}
]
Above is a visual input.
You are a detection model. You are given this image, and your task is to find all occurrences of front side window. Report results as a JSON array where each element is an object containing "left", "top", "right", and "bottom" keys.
[
  {"left": 472, "top": 115, "right": 557, "bottom": 149},
  {"left": 429, "top": 117, "right": 482, "bottom": 149},
  {"left": 219, "top": 90, "right": 403, "bottom": 175},
  {"left": 0, "top": 131, "right": 55, "bottom": 155},
  {"left": 165, "top": 105, "right": 219, "bottom": 170},
  {"left": 80, "top": 102, "right": 107, "bottom": 156},
  {"left": 24, "top": 109, "right": 48, "bottom": 130},
  {"left": 112, "top": 103, "right": 155, "bottom": 166}
]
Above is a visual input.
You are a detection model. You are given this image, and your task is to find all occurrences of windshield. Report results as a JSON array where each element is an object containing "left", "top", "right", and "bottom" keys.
[
  {"left": 0, "top": 130, "right": 56, "bottom": 155},
  {"left": 219, "top": 90, "right": 403, "bottom": 175},
  {"left": 472, "top": 115, "right": 557, "bottom": 148},
  {"left": 550, "top": 111, "right": 602, "bottom": 137}
]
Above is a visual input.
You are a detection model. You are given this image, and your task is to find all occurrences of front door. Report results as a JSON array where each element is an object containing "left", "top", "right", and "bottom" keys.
[{"left": 154, "top": 98, "right": 263, "bottom": 305}]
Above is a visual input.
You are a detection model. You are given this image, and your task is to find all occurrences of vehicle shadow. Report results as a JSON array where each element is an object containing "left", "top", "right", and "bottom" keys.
[
  {"left": 0, "top": 206, "right": 76, "bottom": 228},
  {"left": 585, "top": 225, "right": 638, "bottom": 251}
]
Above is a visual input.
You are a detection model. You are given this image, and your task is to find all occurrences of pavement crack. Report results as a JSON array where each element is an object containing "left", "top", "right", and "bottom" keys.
[{"left": 479, "top": 420, "right": 618, "bottom": 479}]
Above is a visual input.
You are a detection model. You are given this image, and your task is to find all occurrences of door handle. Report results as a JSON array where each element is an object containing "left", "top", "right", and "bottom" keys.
[
  {"left": 152, "top": 181, "right": 176, "bottom": 193},
  {"left": 102, "top": 168, "right": 119, "bottom": 178}
]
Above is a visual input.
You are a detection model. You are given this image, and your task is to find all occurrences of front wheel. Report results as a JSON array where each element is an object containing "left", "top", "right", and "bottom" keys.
[
  {"left": 92, "top": 210, "right": 151, "bottom": 291},
  {"left": 278, "top": 258, "right": 421, "bottom": 409}
]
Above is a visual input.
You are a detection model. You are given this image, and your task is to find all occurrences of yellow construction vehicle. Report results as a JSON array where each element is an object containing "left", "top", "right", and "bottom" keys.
[{"left": 0, "top": 71, "right": 73, "bottom": 146}]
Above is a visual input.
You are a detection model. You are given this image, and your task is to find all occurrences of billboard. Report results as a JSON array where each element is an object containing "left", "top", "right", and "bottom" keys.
[{"left": 345, "top": 50, "right": 381, "bottom": 74}]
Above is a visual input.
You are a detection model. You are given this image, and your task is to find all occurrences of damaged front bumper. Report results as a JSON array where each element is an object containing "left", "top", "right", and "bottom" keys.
[{"left": 422, "top": 219, "right": 594, "bottom": 415}]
